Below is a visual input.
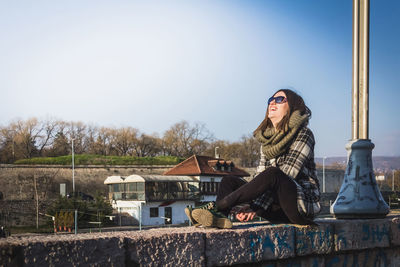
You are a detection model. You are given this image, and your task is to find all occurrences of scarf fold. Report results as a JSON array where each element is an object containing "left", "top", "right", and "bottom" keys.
[{"left": 255, "top": 110, "right": 309, "bottom": 160}]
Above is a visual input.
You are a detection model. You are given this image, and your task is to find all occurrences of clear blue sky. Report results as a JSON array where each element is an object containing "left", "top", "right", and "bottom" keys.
[{"left": 0, "top": 0, "right": 399, "bottom": 157}]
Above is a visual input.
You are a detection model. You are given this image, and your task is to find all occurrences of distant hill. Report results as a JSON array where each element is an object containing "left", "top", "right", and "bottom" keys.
[{"left": 315, "top": 156, "right": 400, "bottom": 171}]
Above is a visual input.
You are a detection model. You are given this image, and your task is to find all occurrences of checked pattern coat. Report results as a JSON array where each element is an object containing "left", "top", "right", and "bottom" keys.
[{"left": 254, "top": 127, "right": 321, "bottom": 219}]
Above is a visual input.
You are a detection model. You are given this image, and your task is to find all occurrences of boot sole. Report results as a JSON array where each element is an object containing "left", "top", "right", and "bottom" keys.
[
  {"left": 191, "top": 209, "right": 232, "bottom": 229},
  {"left": 184, "top": 207, "right": 197, "bottom": 225}
]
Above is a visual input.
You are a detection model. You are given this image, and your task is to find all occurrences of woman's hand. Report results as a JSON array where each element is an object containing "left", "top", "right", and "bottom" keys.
[
  {"left": 232, "top": 204, "right": 256, "bottom": 222},
  {"left": 236, "top": 211, "right": 256, "bottom": 222}
]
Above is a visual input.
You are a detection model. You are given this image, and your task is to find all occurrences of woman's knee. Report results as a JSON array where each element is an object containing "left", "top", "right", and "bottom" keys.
[
  {"left": 260, "top": 166, "right": 284, "bottom": 176},
  {"left": 220, "top": 175, "right": 246, "bottom": 187},
  {"left": 255, "top": 166, "right": 284, "bottom": 182}
]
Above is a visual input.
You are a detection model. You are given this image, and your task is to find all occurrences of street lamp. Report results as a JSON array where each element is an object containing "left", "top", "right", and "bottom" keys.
[
  {"left": 393, "top": 169, "right": 396, "bottom": 192},
  {"left": 322, "top": 156, "right": 327, "bottom": 193},
  {"left": 330, "top": 0, "right": 389, "bottom": 218},
  {"left": 72, "top": 138, "right": 75, "bottom": 193}
]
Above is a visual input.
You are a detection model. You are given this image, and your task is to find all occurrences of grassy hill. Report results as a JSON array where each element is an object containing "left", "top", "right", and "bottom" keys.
[{"left": 14, "top": 154, "right": 184, "bottom": 166}]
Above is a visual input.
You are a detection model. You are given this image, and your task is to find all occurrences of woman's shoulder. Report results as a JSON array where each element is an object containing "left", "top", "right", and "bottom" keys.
[
  {"left": 299, "top": 126, "right": 314, "bottom": 135},
  {"left": 296, "top": 126, "right": 315, "bottom": 143}
]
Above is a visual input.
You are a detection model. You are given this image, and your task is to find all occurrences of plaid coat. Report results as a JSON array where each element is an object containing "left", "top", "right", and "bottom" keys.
[{"left": 254, "top": 127, "right": 321, "bottom": 219}]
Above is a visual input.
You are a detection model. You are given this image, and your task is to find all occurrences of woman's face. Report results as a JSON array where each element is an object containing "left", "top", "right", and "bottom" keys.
[{"left": 268, "top": 91, "right": 289, "bottom": 125}]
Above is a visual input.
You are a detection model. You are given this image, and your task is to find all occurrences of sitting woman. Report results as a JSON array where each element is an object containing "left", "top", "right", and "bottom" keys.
[{"left": 186, "top": 89, "right": 321, "bottom": 228}]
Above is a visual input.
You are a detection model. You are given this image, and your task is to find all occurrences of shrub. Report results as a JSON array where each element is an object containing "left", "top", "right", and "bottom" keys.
[{"left": 47, "top": 193, "right": 114, "bottom": 228}]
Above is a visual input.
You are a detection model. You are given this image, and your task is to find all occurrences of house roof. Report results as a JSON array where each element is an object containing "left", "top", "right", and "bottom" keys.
[
  {"left": 163, "top": 155, "right": 250, "bottom": 177},
  {"left": 104, "top": 175, "right": 199, "bottom": 184}
]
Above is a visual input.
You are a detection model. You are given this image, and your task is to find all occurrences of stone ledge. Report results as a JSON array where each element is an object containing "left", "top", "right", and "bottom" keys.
[{"left": 1, "top": 216, "right": 400, "bottom": 266}]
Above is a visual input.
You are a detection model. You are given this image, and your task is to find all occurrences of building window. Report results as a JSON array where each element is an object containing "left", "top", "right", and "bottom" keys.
[
  {"left": 150, "top": 207, "right": 159, "bottom": 218},
  {"left": 145, "top": 182, "right": 199, "bottom": 201},
  {"left": 128, "top": 183, "right": 137, "bottom": 191},
  {"left": 113, "top": 184, "right": 122, "bottom": 192},
  {"left": 200, "top": 181, "right": 219, "bottom": 194}
]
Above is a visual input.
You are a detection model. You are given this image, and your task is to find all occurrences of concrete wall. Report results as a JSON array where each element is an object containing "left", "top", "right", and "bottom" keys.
[
  {"left": 1, "top": 216, "right": 400, "bottom": 266},
  {"left": 0, "top": 200, "right": 53, "bottom": 227},
  {"left": 0, "top": 164, "right": 173, "bottom": 200},
  {"left": 0, "top": 165, "right": 173, "bottom": 226},
  {"left": 0, "top": 165, "right": 343, "bottom": 201}
]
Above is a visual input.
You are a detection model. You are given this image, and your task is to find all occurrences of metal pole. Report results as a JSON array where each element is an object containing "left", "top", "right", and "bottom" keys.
[
  {"left": 352, "top": 0, "right": 369, "bottom": 140},
  {"left": 12, "top": 137, "right": 15, "bottom": 162},
  {"left": 352, "top": 0, "right": 360, "bottom": 140},
  {"left": 322, "top": 159, "right": 325, "bottom": 193},
  {"left": 119, "top": 208, "right": 121, "bottom": 227},
  {"left": 139, "top": 204, "right": 142, "bottom": 231},
  {"left": 34, "top": 175, "right": 39, "bottom": 229},
  {"left": 72, "top": 138, "right": 75, "bottom": 193},
  {"left": 393, "top": 170, "right": 395, "bottom": 191},
  {"left": 74, "top": 210, "right": 78, "bottom": 235},
  {"left": 361, "top": 0, "right": 369, "bottom": 139}
]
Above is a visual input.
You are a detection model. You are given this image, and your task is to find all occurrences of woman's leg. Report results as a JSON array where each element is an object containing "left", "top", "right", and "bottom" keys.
[
  {"left": 216, "top": 167, "right": 310, "bottom": 225},
  {"left": 216, "top": 175, "right": 247, "bottom": 202},
  {"left": 215, "top": 176, "right": 247, "bottom": 216},
  {"left": 255, "top": 207, "right": 291, "bottom": 224}
]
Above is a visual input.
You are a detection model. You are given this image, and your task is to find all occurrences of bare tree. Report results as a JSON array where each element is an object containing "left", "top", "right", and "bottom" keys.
[
  {"left": 89, "top": 127, "right": 115, "bottom": 156},
  {"left": 112, "top": 127, "right": 139, "bottom": 156},
  {"left": 0, "top": 124, "right": 18, "bottom": 163},
  {"left": 36, "top": 118, "right": 58, "bottom": 157},
  {"left": 14, "top": 118, "right": 42, "bottom": 159},
  {"left": 133, "top": 133, "right": 162, "bottom": 157},
  {"left": 238, "top": 134, "right": 260, "bottom": 167},
  {"left": 67, "top": 121, "right": 87, "bottom": 154},
  {"left": 163, "top": 121, "right": 214, "bottom": 157},
  {"left": 205, "top": 135, "right": 260, "bottom": 167},
  {"left": 84, "top": 124, "right": 99, "bottom": 154}
]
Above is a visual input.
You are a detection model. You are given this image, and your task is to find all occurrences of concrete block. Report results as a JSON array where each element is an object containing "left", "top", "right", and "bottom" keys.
[
  {"left": 274, "top": 256, "right": 324, "bottom": 267},
  {"left": 324, "top": 248, "right": 399, "bottom": 267},
  {"left": 353, "top": 248, "right": 393, "bottom": 266},
  {"left": 125, "top": 229, "right": 205, "bottom": 267},
  {"left": 0, "top": 242, "right": 24, "bottom": 267},
  {"left": 387, "top": 247, "right": 400, "bottom": 266},
  {"left": 295, "top": 222, "right": 333, "bottom": 256},
  {"left": 333, "top": 219, "right": 390, "bottom": 251},
  {"left": 390, "top": 217, "right": 400, "bottom": 246},
  {"left": 19, "top": 236, "right": 125, "bottom": 267},
  {"left": 298, "top": 256, "right": 325, "bottom": 267},
  {"left": 205, "top": 225, "right": 295, "bottom": 266},
  {"left": 324, "top": 253, "right": 356, "bottom": 267}
]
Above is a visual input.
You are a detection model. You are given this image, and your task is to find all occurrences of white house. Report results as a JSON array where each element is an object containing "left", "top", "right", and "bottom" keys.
[
  {"left": 104, "top": 174, "right": 199, "bottom": 226},
  {"left": 163, "top": 155, "right": 250, "bottom": 203},
  {"left": 104, "top": 155, "right": 249, "bottom": 226}
]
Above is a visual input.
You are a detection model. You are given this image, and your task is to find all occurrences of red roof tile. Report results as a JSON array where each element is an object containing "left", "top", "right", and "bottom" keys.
[{"left": 163, "top": 155, "right": 250, "bottom": 177}]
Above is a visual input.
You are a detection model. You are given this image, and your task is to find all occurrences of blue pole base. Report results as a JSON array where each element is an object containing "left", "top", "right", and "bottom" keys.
[{"left": 330, "top": 139, "right": 389, "bottom": 219}]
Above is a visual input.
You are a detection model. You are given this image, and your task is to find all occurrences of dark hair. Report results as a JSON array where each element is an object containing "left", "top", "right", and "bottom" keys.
[{"left": 253, "top": 89, "right": 311, "bottom": 135}]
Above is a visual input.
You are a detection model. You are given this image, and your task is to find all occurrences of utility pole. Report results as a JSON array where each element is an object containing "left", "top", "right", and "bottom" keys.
[
  {"left": 323, "top": 157, "right": 327, "bottom": 193},
  {"left": 393, "top": 169, "right": 396, "bottom": 191},
  {"left": 72, "top": 138, "right": 75, "bottom": 193},
  {"left": 34, "top": 175, "right": 39, "bottom": 229}
]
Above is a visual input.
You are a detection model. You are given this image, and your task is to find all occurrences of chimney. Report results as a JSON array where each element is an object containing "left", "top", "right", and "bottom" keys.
[{"left": 215, "top": 147, "right": 220, "bottom": 159}]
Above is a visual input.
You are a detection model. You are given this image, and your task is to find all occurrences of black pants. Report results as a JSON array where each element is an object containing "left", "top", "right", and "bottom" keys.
[{"left": 216, "top": 167, "right": 310, "bottom": 225}]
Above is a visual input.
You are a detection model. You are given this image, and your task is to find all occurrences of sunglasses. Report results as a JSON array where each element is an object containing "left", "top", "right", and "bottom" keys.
[{"left": 268, "top": 96, "right": 287, "bottom": 105}]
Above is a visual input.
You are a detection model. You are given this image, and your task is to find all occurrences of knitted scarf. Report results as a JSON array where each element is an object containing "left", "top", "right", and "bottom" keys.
[{"left": 255, "top": 110, "right": 309, "bottom": 160}]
